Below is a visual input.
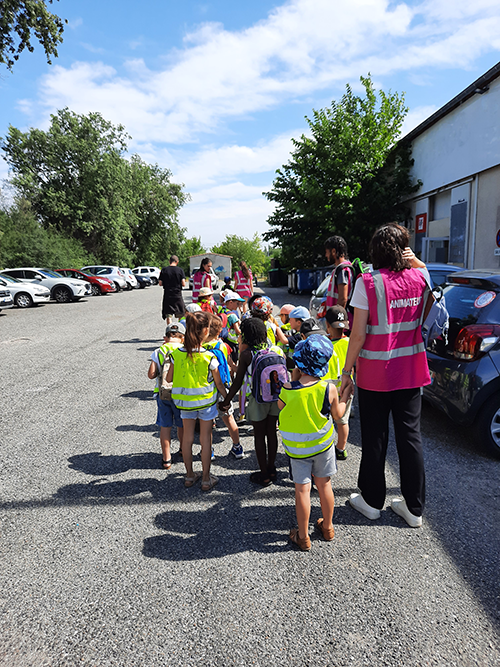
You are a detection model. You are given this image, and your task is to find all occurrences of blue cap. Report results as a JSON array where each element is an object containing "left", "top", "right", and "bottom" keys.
[
  {"left": 293, "top": 334, "right": 333, "bottom": 377},
  {"left": 289, "top": 306, "right": 310, "bottom": 320}
]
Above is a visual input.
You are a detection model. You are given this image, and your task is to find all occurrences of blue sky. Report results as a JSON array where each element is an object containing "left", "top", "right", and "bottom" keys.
[{"left": 1, "top": 0, "right": 500, "bottom": 248}]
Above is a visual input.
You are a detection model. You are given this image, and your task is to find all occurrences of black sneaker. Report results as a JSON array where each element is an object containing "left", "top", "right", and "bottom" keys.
[{"left": 335, "top": 447, "right": 347, "bottom": 461}]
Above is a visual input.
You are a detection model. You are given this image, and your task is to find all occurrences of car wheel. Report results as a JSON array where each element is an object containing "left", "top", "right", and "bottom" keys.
[
  {"left": 114, "top": 282, "right": 121, "bottom": 292},
  {"left": 477, "top": 394, "right": 500, "bottom": 459},
  {"left": 151, "top": 277, "right": 158, "bottom": 285},
  {"left": 125, "top": 281, "right": 133, "bottom": 291},
  {"left": 90, "top": 284, "right": 101, "bottom": 296},
  {"left": 53, "top": 286, "right": 72, "bottom": 303},
  {"left": 15, "top": 292, "right": 33, "bottom": 308}
]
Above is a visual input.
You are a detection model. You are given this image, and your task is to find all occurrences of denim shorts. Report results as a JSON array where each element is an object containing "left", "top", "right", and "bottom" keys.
[
  {"left": 156, "top": 395, "right": 183, "bottom": 429},
  {"left": 180, "top": 403, "right": 218, "bottom": 422},
  {"left": 288, "top": 446, "right": 337, "bottom": 485}
]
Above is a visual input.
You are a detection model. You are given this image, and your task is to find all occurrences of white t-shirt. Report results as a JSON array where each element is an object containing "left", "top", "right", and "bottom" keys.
[{"left": 350, "top": 268, "right": 431, "bottom": 311}]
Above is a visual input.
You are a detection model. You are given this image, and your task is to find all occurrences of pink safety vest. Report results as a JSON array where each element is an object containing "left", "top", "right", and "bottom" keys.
[
  {"left": 326, "top": 261, "right": 353, "bottom": 308},
  {"left": 192, "top": 270, "right": 211, "bottom": 302},
  {"left": 356, "top": 268, "right": 431, "bottom": 392},
  {"left": 234, "top": 270, "right": 252, "bottom": 298}
]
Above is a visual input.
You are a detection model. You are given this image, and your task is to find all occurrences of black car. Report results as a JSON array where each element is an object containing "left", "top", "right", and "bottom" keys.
[
  {"left": 424, "top": 269, "right": 500, "bottom": 458},
  {"left": 136, "top": 274, "right": 152, "bottom": 289}
]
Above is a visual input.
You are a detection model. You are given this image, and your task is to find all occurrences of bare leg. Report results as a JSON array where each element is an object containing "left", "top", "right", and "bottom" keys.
[
  {"left": 336, "top": 423, "right": 349, "bottom": 452},
  {"left": 182, "top": 419, "right": 196, "bottom": 478},
  {"left": 314, "top": 476, "right": 335, "bottom": 531},
  {"left": 295, "top": 482, "right": 312, "bottom": 539},
  {"left": 175, "top": 425, "right": 184, "bottom": 454},
  {"left": 199, "top": 419, "right": 214, "bottom": 483},
  {"left": 221, "top": 413, "right": 240, "bottom": 445},
  {"left": 160, "top": 426, "right": 172, "bottom": 465}
]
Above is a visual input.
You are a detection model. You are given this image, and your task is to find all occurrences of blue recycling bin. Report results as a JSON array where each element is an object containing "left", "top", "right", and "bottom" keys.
[{"left": 296, "top": 269, "right": 316, "bottom": 293}]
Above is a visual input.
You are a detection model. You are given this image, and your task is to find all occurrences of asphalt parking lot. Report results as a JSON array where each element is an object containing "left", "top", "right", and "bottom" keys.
[{"left": 0, "top": 284, "right": 499, "bottom": 666}]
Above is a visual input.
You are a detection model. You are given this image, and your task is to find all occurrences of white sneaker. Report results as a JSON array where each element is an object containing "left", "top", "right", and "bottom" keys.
[
  {"left": 349, "top": 493, "right": 381, "bottom": 520},
  {"left": 391, "top": 498, "right": 422, "bottom": 528}
]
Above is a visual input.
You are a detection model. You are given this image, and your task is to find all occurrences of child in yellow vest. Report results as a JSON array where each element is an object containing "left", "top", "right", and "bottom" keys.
[
  {"left": 325, "top": 306, "right": 352, "bottom": 460},
  {"left": 278, "top": 335, "right": 351, "bottom": 551},
  {"left": 147, "top": 322, "right": 185, "bottom": 470},
  {"left": 166, "top": 311, "right": 227, "bottom": 491}
]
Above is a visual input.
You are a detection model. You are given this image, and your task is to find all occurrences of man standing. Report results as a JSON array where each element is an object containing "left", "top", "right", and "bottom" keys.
[
  {"left": 325, "top": 235, "right": 353, "bottom": 310},
  {"left": 159, "top": 256, "right": 186, "bottom": 324}
]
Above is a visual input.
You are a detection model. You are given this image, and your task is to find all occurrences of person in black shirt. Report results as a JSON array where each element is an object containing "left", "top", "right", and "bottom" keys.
[{"left": 159, "top": 256, "right": 186, "bottom": 323}]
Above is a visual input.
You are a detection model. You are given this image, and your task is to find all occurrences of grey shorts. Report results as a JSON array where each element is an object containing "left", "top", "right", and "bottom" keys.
[
  {"left": 245, "top": 394, "right": 279, "bottom": 422},
  {"left": 289, "top": 446, "right": 337, "bottom": 485},
  {"left": 335, "top": 395, "right": 353, "bottom": 426}
]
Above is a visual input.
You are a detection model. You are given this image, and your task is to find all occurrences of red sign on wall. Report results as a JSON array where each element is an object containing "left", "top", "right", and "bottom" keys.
[{"left": 416, "top": 213, "right": 427, "bottom": 234}]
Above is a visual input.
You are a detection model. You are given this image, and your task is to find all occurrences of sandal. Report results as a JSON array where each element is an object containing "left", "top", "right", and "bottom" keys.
[
  {"left": 249, "top": 471, "right": 272, "bottom": 487},
  {"left": 184, "top": 472, "right": 202, "bottom": 488},
  {"left": 201, "top": 475, "right": 219, "bottom": 492},
  {"left": 289, "top": 528, "right": 311, "bottom": 551},
  {"left": 315, "top": 518, "right": 335, "bottom": 541},
  {"left": 162, "top": 459, "right": 172, "bottom": 470}
]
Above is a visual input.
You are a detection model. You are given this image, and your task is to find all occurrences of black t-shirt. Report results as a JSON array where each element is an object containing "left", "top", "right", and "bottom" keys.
[{"left": 159, "top": 265, "right": 185, "bottom": 295}]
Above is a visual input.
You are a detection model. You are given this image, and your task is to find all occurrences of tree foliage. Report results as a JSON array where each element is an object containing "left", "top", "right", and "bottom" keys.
[
  {"left": 176, "top": 236, "right": 205, "bottom": 273},
  {"left": 0, "top": 0, "right": 66, "bottom": 71},
  {"left": 211, "top": 233, "right": 268, "bottom": 275},
  {"left": 263, "top": 76, "right": 420, "bottom": 267},
  {"left": 1, "top": 108, "right": 189, "bottom": 267}
]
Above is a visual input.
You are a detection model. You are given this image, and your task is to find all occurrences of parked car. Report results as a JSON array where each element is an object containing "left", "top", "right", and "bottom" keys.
[
  {"left": 81, "top": 266, "right": 127, "bottom": 291},
  {"left": 424, "top": 269, "right": 500, "bottom": 458},
  {"left": 308, "top": 272, "right": 332, "bottom": 324},
  {"left": 135, "top": 274, "right": 152, "bottom": 289},
  {"left": 0, "top": 288, "right": 14, "bottom": 312},
  {"left": 0, "top": 274, "right": 51, "bottom": 307},
  {"left": 56, "top": 269, "right": 116, "bottom": 296},
  {"left": 121, "top": 268, "right": 139, "bottom": 290},
  {"left": 0, "top": 268, "right": 91, "bottom": 302},
  {"left": 426, "top": 262, "right": 463, "bottom": 287},
  {"left": 132, "top": 266, "right": 160, "bottom": 285}
]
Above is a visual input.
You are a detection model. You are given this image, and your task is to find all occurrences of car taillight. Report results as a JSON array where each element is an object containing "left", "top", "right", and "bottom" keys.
[{"left": 454, "top": 325, "right": 500, "bottom": 360}]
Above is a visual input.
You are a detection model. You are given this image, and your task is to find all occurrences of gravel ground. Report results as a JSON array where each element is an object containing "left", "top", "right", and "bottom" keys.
[{"left": 0, "top": 284, "right": 499, "bottom": 667}]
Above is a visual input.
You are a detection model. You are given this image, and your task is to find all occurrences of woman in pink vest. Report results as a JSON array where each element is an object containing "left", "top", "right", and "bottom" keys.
[
  {"left": 192, "top": 258, "right": 212, "bottom": 303},
  {"left": 340, "top": 223, "right": 432, "bottom": 528},
  {"left": 233, "top": 261, "right": 253, "bottom": 312}
]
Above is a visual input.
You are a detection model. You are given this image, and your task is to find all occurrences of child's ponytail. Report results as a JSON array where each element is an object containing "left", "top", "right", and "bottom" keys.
[{"left": 185, "top": 311, "right": 210, "bottom": 356}]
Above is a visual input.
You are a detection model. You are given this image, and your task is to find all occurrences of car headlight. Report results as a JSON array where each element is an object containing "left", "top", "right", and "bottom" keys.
[
  {"left": 70, "top": 282, "right": 83, "bottom": 288},
  {"left": 97, "top": 279, "right": 108, "bottom": 284}
]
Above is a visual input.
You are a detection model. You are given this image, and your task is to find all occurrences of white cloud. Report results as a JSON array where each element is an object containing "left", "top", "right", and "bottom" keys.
[{"left": 400, "top": 105, "right": 438, "bottom": 137}]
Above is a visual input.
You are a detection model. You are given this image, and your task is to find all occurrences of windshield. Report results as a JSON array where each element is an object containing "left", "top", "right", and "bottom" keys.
[
  {"left": 0, "top": 274, "right": 20, "bottom": 283},
  {"left": 39, "top": 269, "right": 63, "bottom": 278},
  {"left": 315, "top": 274, "right": 332, "bottom": 297}
]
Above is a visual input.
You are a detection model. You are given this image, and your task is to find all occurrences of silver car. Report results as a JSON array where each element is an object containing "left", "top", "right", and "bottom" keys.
[
  {"left": 308, "top": 273, "right": 332, "bottom": 326},
  {"left": 0, "top": 274, "right": 51, "bottom": 308},
  {"left": 81, "top": 266, "right": 128, "bottom": 291}
]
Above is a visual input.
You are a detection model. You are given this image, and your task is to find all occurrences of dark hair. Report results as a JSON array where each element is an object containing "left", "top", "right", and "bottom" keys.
[
  {"left": 184, "top": 311, "right": 210, "bottom": 356},
  {"left": 208, "top": 312, "right": 222, "bottom": 338},
  {"left": 369, "top": 223, "right": 411, "bottom": 272},
  {"left": 240, "top": 260, "right": 250, "bottom": 280},
  {"left": 325, "top": 235, "right": 348, "bottom": 259},
  {"left": 200, "top": 257, "right": 212, "bottom": 272},
  {"left": 169, "top": 255, "right": 179, "bottom": 264},
  {"left": 240, "top": 317, "right": 267, "bottom": 349}
]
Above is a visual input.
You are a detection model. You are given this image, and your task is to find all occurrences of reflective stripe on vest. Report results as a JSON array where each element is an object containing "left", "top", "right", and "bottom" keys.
[
  {"left": 265, "top": 321, "right": 276, "bottom": 346},
  {"left": 192, "top": 271, "right": 210, "bottom": 302},
  {"left": 170, "top": 348, "right": 217, "bottom": 410},
  {"left": 326, "top": 261, "right": 352, "bottom": 308},
  {"left": 357, "top": 269, "right": 430, "bottom": 392},
  {"left": 234, "top": 270, "right": 252, "bottom": 297},
  {"left": 279, "top": 381, "right": 335, "bottom": 458},
  {"left": 154, "top": 342, "right": 181, "bottom": 394}
]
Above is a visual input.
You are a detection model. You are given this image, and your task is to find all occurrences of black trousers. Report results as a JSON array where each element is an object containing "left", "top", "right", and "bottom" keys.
[{"left": 357, "top": 387, "right": 425, "bottom": 516}]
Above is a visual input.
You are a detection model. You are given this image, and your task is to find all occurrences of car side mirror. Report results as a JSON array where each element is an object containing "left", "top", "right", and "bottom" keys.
[{"left": 312, "top": 289, "right": 317, "bottom": 296}]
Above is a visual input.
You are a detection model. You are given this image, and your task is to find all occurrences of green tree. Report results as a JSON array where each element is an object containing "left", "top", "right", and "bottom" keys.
[
  {"left": 211, "top": 233, "right": 268, "bottom": 276},
  {"left": 263, "top": 75, "right": 420, "bottom": 266},
  {"left": 0, "top": 0, "right": 66, "bottom": 71},
  {"left": 176, "top": 236, "right": 205, "bottom": 273},
  {"left": 1, "top": 108, "right": 188, "bottom": 266}
]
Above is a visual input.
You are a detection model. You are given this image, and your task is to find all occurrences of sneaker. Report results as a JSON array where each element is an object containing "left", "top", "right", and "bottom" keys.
[
  {"left": 390, "top": 498, "right": 422, "bottom": 528},
  {"left": 335, "top": 447, "right": 347, "bottom": 460},
  {"left": 211, "top": 448, "right": 215, "bottom": 461},
  {"left": 236, "top": 414, "right": 247, "bottom": 425},
  {"left": 349, "top": 493, "right": 381, "bottom": 520},
  {"left": 230, "top": 443, "right": 244, "bottom": 459}
]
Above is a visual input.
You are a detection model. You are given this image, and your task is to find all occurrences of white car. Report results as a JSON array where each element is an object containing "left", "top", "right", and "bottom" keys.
[
  {"left": 121, "top": 268, "right": 139, "bottom": 290},
  {"left": 81, "top": 266, "right": 128, "bottom": 291},
  {"left": 0, "top": 288, "right": 14, "bottom": 312},
  {"left": 0, "top": 268, "right": 91, "bottom": 303},
  {"left": 132, "top": 266, "right": 160, "bottom": 285},
  {"left": 0, "top": 274, "right": 51, "bottom": 308}
]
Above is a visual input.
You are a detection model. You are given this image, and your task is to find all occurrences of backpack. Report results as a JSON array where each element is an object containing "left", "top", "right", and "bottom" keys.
[
  {"left": 159, "top": 357, "right": 173, "bottom": 401},
  {"left": 251, "top": 347, "right": 288, "bottom": 403},
  {"left": 334, "top": 258, "right": 370, "bottom": 313},
  {"left": 421, "top": 283, "right": 449, "bottom": 348},
  {"left": 217, "top": 309, "right": 229, "bottom": 340},
  {"left": 208, "top": 341, "right": 231, "bottom": 386}
]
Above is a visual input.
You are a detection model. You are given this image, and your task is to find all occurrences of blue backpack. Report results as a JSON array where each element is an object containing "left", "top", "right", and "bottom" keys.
[
  {"left": 209, "top": 342, "right": 231, "bottom": 386},
  {"left": 251, "top": 347, "right": 288, "bottom": 403}
]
